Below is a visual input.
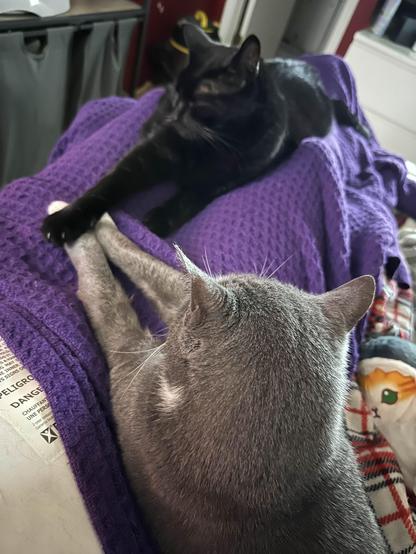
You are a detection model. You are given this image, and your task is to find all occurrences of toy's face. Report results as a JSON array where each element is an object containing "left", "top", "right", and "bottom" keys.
[{"left": 358, "top": 358, "right": 416, "bottom": 424}]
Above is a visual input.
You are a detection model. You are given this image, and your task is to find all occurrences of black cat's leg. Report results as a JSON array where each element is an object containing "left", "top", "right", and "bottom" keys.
[
  {"left": 95, "top": 214, "right": 185, "bottom": 325},
  {"left": 143, "top": 188, "right": 210, "bottom": 237},
  {"left": 42, "top": 130, "right": 180, "bottom": 246}
]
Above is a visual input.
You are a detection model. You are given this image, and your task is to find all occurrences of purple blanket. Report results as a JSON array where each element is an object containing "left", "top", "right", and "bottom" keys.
[{"left": 0, "top": 55, "right": 414, "bottom": 553}]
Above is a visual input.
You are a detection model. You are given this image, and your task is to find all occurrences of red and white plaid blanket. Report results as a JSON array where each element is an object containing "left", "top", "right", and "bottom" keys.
[
  {"left": 366, "top": 279, "right": 413, "bottom": 341},
  {"left": 346, "top": 278, "right": 416, "bottom": 552}
]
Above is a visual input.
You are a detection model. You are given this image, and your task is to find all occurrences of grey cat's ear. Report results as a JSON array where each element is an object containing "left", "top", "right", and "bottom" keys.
[
  {"left": 182, "top": 23, "right": 212, "bottom": 52},
  {"left": 319, "top": 275, "right": 375, "bottom": 333},
  {"left": 174, "top": 245, "right": 206, "bottom": 278},
  {"left": 231, "top": 35, "right": 261, "bottom": 74},
  {"left": 189, "top": 275, "right": 226, "bottom": 316},
  {"left": 174, "top": 245, "right": 226, "bottom": 321}
]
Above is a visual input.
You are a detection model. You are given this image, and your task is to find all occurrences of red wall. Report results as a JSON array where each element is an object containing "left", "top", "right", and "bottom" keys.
[
  {"left": 145, "top": 0, "right": 224, "bottom": 46},
  {"left": 336, "top": 0, "right": 378, "bottom": 56},
  {"left": 126, "top": 0, "right": 226, "bottom": 89}
]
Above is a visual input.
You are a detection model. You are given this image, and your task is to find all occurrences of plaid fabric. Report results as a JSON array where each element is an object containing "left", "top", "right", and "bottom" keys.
[
  {"left": 346, "top": 382, "right": 416, "bottom": 553},
  {"left": 349, "top": 275, "right": 416, "bottom": 552},
  {"left": 366, "top": 277, "right": 413, "bottom": 341}
]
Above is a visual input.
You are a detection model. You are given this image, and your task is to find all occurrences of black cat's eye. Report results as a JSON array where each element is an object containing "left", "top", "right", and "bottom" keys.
[
  {"left": 194, "top": 80, "right": 215, "bottom": 95},
  {"left": 381, "top": 388, "right": 398, "bottom": 405},
  {"left": 193, "top": 70, "right": 247, "bottom": 98}
]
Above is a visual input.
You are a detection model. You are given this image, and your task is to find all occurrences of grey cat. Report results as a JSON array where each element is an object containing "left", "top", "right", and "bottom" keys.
[{"left": 49, "top": 200, "right": 388, "bottom": 553}]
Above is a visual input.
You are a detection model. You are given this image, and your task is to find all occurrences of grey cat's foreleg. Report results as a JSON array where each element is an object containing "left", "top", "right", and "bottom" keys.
[
  {"left": 48, "top": 202, "right": 154, "bottom": 383},
  {"left": 95, "top": 215, "right": 185, "bottom": 325}
]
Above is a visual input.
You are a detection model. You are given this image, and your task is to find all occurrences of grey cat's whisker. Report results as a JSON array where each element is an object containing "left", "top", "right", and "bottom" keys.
[
  {"left": 152, "top": 326, "right": 169, "bottom": 336},
  {"left": 122, "top": 343, "right": 165, "bottom": 376},
  {"left": 121, "top": 343, "right": 166, "bottom": 398},
  {"left": 201, "top": 255, "right": 210, "bottom": 276},
  {"left": 124, "top": 360, "right": 144, "bottom": 377},
  {"left": 109, "top": 348, "right": 157, "bottom": 355},
  {"left": 111, "top": 358, "right": 133, "bottom": 373},
  {"left": 110, "top": 344, "right": 164, "bottom": 375},
  {"left": 258, "top": 257, "right": 269, "bottom": 278},
  {"left": 266, "top": 254, "right": 295, "bottom": 280},
  {"left": 203, "top": 248, "right": 214, "bottom": 278},
  {"left": 261, "top": 257, "right": 276, "bottom": 279}
]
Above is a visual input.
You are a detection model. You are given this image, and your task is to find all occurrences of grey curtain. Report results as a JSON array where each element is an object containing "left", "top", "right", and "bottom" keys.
[
  {"left": 66, "top": 18, "right": 136, "bottom": 124},
  {"left": 0, "top": 26, "right": 74, "bottom": 185},
  {"left": 0, "top": 18, "right": 137, "bottom": 186}
]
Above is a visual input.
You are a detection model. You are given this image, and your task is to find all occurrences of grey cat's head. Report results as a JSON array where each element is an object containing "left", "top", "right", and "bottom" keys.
[{"left": 159, "top": 249, "right": 375, "bottom": 507}]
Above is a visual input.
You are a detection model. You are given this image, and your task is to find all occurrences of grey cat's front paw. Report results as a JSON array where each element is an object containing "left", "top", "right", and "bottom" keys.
[
  {"left": 94, "top": 213, "right": 118, "bottom": 243},
  {"left": 95, "top": 212, "right": 117, "bottom": 230}
]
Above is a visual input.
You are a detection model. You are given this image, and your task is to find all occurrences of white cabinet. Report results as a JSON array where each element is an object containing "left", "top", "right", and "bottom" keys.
[
  {"left": 219, "top": 0, "right": 296, "bottom": 57},
  {"left": 345, "top": 30, "right": 416, "bottom": 163}
]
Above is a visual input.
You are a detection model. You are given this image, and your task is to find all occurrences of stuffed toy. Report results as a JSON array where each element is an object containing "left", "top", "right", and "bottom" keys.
[{"left": 359, "top": 335, "right": 416, "bottom": 493}]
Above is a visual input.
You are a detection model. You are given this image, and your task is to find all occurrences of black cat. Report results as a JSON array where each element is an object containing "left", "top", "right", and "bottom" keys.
[{"left": 42, "top": 25, "right": 368, "bottom": 244}]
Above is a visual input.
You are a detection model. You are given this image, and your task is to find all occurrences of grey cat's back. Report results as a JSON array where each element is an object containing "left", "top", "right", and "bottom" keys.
[{"left": 110, "top": 273, "right": 386, "bottom": 553}]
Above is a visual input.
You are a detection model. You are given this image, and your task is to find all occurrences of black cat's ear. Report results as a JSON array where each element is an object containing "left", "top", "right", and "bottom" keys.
[
  {"left": 174, "top": 245, "right": 226, "bottom": 323},
  {"left": 319, "top": 275, "right": 375, "bottom": 334},
  {"left": 231, "top": 35, "right": 261, "bottom": 74},
  {"left": 182, "top": 23, "right": 212, "bottom": 52}
]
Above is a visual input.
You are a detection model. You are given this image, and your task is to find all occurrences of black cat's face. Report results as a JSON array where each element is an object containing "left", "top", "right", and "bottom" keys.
[{"left": 175, "top": 25, "right": 261, "bottom": 124}]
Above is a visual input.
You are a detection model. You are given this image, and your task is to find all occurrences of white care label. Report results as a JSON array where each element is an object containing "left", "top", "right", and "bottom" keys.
[{"left": 0, "top": 337, "right": 64, "bottom": 463}]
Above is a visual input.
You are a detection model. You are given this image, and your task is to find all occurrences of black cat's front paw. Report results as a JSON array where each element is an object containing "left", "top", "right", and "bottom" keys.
[
  {"left": 41, "top": 205, "right": 96, "bottom": 246},
  {"left": 143, "top": 207, "right": 173, "bottom": 238}
]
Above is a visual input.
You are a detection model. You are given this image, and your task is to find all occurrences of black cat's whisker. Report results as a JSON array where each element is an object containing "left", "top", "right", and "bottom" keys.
[
  {"left": 122, "top": 343, "right": 166, "bottom": 397},
  {"left": 200, "top": 125, "right": 241, "bottom": 164},
  {"left": 214, "top": 133, "right": 239, "bottom": 155},
  {"left": 266, "top": 254, "right": 294, "bottom": 280},
  {"left": 201, "top": 129, "right": 219, "bottom": 151}
]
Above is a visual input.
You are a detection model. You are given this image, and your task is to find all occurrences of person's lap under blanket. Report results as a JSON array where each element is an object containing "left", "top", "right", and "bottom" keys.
[{"left": 0, "top": 54, "right": 416, "bottom": 553}]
